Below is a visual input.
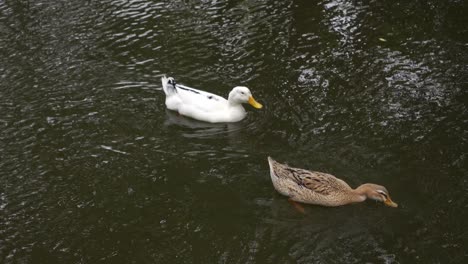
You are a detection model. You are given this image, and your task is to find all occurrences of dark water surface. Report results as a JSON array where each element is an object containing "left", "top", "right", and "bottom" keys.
[{"left": 1, "top": 0, "right": 467, "bottom": 263}]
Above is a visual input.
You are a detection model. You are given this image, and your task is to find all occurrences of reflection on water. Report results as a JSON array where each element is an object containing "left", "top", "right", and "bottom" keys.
[
  {"left": 164, "top": 110, "right": 259, "bottom": 138},
  {"left": 1, "top": 0, "right": 467, "bottom": 263}
]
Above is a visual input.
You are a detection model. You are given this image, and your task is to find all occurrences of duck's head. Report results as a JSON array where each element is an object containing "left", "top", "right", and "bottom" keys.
[
  {"left": 228, "top": 86, "right": 263, "bottom": 109},
  {"left": 357, "top": 183, "right": 398, "bottom": 208}
]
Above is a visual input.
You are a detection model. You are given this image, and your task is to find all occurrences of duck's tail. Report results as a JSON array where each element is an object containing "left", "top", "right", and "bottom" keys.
[
  {"left": 161, "top": 76, "right": 177, "bottom": 95},
  {"left": 267, "top": 156, "right": 279, "bottom": 178},
  {"left": 267, "top": 156, "right": 276, "bottom": 166}
]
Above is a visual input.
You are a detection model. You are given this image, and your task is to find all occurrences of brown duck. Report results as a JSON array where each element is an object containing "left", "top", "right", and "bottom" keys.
[{"left": 268, "top": 157, "right": 398, "bottom": 209}]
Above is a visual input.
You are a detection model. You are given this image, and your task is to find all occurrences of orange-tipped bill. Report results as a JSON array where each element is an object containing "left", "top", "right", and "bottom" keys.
[
  {"left": 248, "top": 96, "right": 263, "bottom": 109},
  {"left": 384, "top": 198, "right": 398, "bottom": 208}
]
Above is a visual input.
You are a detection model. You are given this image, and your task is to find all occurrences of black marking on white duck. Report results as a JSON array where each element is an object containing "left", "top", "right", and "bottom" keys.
[
  {"left": 176, "top": 85, "right": 200, "bottom": 94},
  {"left": 167, "top": 77, "right": 177, "bottom": 92}
]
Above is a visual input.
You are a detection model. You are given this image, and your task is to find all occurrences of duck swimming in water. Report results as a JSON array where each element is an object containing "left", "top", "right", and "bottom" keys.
[
  {"left": 268, "top": 157, "right": 398, "bottom": 209},
  {"left": 161, "top": 76, "right": 262, "bottom": 123}
]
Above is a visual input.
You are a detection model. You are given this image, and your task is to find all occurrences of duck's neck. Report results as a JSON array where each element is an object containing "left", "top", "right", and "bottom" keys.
[
  {"left": 347, "top": 184, "right": 370, "bottom": 203},
  {"left": 225, "top": 100, "right": 246, "bottom": 122},
  {"left": 227, "top": 100, "right": 245, "bottom": 109}
]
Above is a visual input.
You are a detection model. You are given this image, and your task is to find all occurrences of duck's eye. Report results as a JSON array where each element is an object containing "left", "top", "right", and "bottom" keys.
[
  {"left": 377, "top": 190, "right": 388, "bottom": 198},
  {"left": 241, "top": 92, "right": 245, "bottom": 95}
]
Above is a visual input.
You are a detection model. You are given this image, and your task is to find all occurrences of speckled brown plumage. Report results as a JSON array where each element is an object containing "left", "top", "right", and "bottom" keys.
[{"left": 267, "top": 157, "right": 398, "bottom": 208}]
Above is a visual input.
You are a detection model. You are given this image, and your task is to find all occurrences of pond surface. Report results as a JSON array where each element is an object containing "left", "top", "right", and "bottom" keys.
[{"left": 1, "top": 0, "right": 467, "bottom": 263}]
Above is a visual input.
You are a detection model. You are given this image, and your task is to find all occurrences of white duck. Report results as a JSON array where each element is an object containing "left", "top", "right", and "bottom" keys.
[{"left": 161, "top": 76, "right": 263, "bottom": 123}]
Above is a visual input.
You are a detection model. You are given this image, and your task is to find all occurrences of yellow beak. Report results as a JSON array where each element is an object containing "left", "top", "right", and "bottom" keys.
[
  {"left": 248, "top": 96, "right": 263, "bottom": 109},
  {"left": 384, "top": 198, "right": 398, "bottom": 208}
]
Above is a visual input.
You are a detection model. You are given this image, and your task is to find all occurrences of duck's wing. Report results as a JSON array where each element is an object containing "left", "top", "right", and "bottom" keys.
[
  {"left": 284, "top": 168, "right": 348, "bottom": 195},
  {"left": 268, "top": 157, "right": 351, "bottom": 195},
  {"left": 174, "top": 84, "right": 227, "bottom": 111}
]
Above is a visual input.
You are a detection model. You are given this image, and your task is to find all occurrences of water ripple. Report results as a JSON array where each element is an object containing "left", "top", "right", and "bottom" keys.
[{"left": 1, "top": 0, "right": 467, "bottom": 263}]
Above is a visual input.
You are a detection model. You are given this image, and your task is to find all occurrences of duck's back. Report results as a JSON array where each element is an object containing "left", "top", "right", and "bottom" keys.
[
  {"left": 267, "top": 157, "right": 354, "bottom": 206},
  {"left": 171, "top": 84, "right": 227, "bottom": 112}
]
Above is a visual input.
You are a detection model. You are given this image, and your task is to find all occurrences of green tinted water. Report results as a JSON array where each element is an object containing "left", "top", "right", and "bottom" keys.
[{"left": 1, "top": 0, "right": 467, "bottom": 263}]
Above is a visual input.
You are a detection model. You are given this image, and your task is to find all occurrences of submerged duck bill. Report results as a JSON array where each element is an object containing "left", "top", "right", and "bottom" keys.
[
  {"left": 248, "top": 96, "right": 263, "bottom": 109},
  {"left": 384, "top": 198, "right": 398, "bottom": 208}
]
